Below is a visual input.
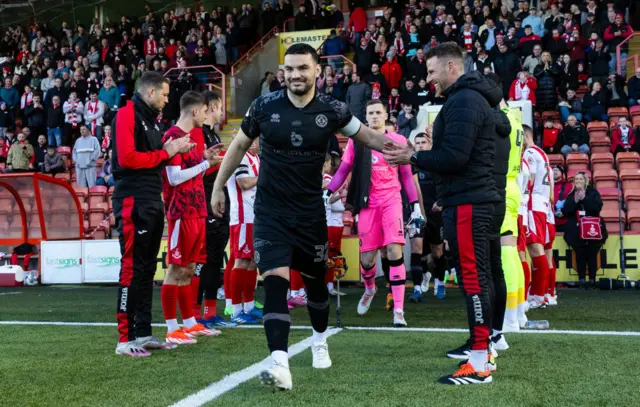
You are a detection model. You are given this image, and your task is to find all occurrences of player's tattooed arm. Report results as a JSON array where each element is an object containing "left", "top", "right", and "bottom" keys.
[{"left": 352, "top": 124, "right": 396, "bottom": 153}]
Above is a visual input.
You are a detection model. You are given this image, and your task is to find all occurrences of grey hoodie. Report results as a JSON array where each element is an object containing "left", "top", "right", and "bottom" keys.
[{"left": 72, "top": 135, "right": 101, "bottom": 169}]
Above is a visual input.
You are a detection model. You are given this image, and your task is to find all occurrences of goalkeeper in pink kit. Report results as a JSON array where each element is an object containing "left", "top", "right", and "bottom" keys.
[{"left": 325, "top": 100, "right": 423, "bottom": 327}]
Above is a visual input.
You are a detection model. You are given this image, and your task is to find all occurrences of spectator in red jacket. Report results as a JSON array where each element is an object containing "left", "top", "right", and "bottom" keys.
[
  {"left": 508, "top": 71, "right": 537, "bottom": 107},
  {"left": 347, "top": 6, "right": 367, "bottom": 49},
  {"left": 611, "top": 117, "right": 638, "bottom": 154},
  {"left": 603, "top": 14, "right": 633, "bottom": 77},
  {"left": 381, "top": 52, "right": 403, "bottom": 90}
]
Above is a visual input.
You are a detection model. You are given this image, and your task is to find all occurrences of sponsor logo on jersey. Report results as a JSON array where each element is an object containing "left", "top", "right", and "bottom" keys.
[
  {"left": 271, "top": 113, "right": 280, "bottom": 123},
  {"left": 315, "top": 114, "right": 328, "bottom": 128},
  {"left": 290, "top": 132, "right": 303, "bottom": 147},
  {"left": 371, "top": 155, "right": 379, "bottom": 164},
  {"left": 292, "top": 120, "right": 302, "bottom": 127}
]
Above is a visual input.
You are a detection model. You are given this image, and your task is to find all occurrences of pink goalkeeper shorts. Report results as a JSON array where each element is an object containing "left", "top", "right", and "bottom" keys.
[{"left": 358, "top": 199, "right": 405, "bottom": 252}]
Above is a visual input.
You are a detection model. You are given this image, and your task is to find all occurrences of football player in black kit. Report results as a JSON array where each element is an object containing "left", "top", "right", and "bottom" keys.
[
  {"left": 191, "top": 91, "right": 237, "bottom": 328},
  {"left": 211, "top": 44, "right": 395, "bottom": 391},
  {"left": 413, "top": 132, "right": 449, "bottom": 300}
]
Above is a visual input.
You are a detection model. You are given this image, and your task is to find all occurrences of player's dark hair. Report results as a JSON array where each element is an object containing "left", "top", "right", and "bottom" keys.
[
  {"left": 414, "top": 132, "right": 426, "bottom": 140},
  {"left": 284, "top": 43, "right": 319, "bottom": 64},
  {"left": 365, "top": 99, "right": 387, "bottom": 112},
  {"left": 424, "top": 42, "right": 464, "bottom": 63},
  {"left": 138, "top": 71, "right": 170, "bottom": 92},
  {"left": 522, "top": 124, "right": 534, "bottom": 135},
  {"left": 180, "top": 90, "right": 206, "bottom": 111},
  {"left": 202, "top": 90, "right": 221, "bottom": 105}
]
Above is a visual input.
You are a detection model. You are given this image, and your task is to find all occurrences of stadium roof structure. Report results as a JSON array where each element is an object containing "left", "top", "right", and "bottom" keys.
[{"left": 0, "top": 173, "right": 84, "bottom": 245}]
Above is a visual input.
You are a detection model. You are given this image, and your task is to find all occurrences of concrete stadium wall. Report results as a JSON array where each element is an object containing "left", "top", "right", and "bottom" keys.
[{"left": 231, "top": 35, "right": 279, "bottom": 117}]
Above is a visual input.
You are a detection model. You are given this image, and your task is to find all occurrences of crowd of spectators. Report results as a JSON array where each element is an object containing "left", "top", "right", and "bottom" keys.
[{"left": 0, "top": 0, "right": 637, "bottom": 184}]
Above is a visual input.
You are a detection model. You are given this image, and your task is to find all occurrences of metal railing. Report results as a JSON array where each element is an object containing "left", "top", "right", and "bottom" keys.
[
  {"left": 163, "top": 65, "right": 227, "bottom": 128},
  {"left": 616, "top": 31, "right": 639, "bottom": 77},
  {"left": 231, "top": 18, "right": 295, "bottom": 76},
  {"left": 319, "top": 55, "right": 356, "bottom": 71}
]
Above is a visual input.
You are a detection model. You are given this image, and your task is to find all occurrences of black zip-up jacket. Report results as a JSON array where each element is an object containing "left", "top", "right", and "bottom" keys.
[
  {"left": 412, "top": 70, "right": 502, "bottom": 207},
  {"left": 112, "top": 93, "right": 169, "bottom": 200},
  {"left": 25, "top": 104, "right": 45, "bottom": 128},
  {"left": 46, "top": 105, "right": 65, "bottom": 128},
  {"left": 493, "top": 107, "right": 512, "bottom": 199}
]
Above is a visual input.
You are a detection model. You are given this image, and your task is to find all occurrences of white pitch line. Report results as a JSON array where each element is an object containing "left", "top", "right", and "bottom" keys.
[
  {"left": 169, "top": 327, "right": 342, "bottom": 407},
  {"left": 0, "top": 291, "right": 22, "bottom": 296},
  {"left": 2, "top": 321, "right": 640, "bottom": 337}
]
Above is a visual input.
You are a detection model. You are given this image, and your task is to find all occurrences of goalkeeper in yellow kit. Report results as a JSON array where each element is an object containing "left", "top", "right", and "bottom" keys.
[{"left": 499, "top": 102, "right": 526, "bottom": 335}]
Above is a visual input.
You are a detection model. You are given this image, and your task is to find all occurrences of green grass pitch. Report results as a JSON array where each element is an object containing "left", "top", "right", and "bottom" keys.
[{"left": 1, "top": 285, "right": 639, "bottom": 406}]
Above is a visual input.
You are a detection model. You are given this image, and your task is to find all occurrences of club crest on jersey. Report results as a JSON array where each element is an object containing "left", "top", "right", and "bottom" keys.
[
  {"left": 315, "top": 114, "right": 328, "bottom": 128},
  {"left": 291, "top": 132, "right": 303, "bottom": 147},
  {"left": 271, "top": 113, "right": 280, "bottom": 123},
  {"left": 172, "top": 248, "right": 182, "bottom": 260}
]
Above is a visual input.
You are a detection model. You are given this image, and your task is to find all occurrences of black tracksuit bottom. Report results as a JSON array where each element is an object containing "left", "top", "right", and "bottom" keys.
[
  {"left": 443, "top": 203, "right": 494, "bottom": 351},
  {"left": 113, "top": 197, "right": 164, "bottom": 343},
  {"left": 197, "top": 214, "right": 229, "bottom": 303}
]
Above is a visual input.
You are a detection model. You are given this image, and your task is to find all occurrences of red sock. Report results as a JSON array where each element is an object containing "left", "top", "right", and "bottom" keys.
[
  {"left": 223, "top": 257, "right": 234, "bottom": 299},
  {"left": 190, "top": 275, "right": 201, "bottom": 319},
  {"left": 204, "top": 299, "right": 217, "bottom": 319},
  {"left": 531, "top": 255, "right": 550, "bottom": 298},
  {"left": 290, "top": 269, "right": 304, "bottom": 291},
  {"left": 178, "top": 284, "right": 194, "bottom": 320},
  {"left": 161, "top": 284, "right": 178, "bottom": 321},
  {"left": 521, "top": 261, "right": 531, "bottom": 299},
  {"left": 325, "top": 267, "right": 335, "bottom": 285},
  {"left": 231, "top": 268, "right": 245, "bottom": 305},
  {"left": 548, "top": 258, "right": 557, "bottom": 296},
  {"left": 243, "top": 269, "right": 256, "bottom": 302}
]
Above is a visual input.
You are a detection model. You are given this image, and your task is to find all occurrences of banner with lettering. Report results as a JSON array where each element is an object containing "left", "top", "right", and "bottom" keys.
[{"left": 278, "top": 29, "right": 333, "bottom": 63}]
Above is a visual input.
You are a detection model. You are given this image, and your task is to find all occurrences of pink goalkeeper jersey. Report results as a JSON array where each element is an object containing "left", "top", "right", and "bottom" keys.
[{"left": 342, "top": 131, "right": 407, "bottom": 207}]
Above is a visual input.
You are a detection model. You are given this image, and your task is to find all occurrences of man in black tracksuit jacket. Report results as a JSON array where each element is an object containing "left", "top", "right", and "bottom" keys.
[
  {"left": 111, "top": 72, "right": 192, "bottom": 355},
  {"left": 384, "top": 44, "right": 503, "bottom": 383}
]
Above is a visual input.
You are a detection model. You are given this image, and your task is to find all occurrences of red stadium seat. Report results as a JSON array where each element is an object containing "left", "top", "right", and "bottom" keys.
[
  {"left": 566, "top": 153, "right": 589, "bottom": 172},
  {"left": 73, "top": 186, "right": 89, "bottom": 203},
  {"left": 602, "top": 200, "right": 619, "bottom": 212},
  {"left": 625, "top": 189, "right": 640, "bottom": 210},
  {"left": 631, "top": 105, "right": 640, "bottom": 127},
  {"left": 590, "top": 152, "right": 614, "bottom": 172},
  {"left": 589, "top": 135, "right": 612, "bottom": 154},
  {"left": 627, "top": 209, "right": 640, "bottom": 231},
  {"left": 57, "top": 146, "right": 72, "bottom": 157},
  {"left": 542, "top": 111, "right": 561, "bottom": 124},
  {"left": 89, "top": 202, "right": 108, "bottom": 228},
  {"left": 567, "top": 169, "right": 592, "bottom": 183},
  {"left": 55, "top": 172, "right": 71, "bottom": 182},
  {"left": 598, "top": 187, "right": 620, "bottom": 202},
  {"left": 575, "top": 85, "right": 589, "bottom": 99},
  {"left": 587, "top": 121, "right": 609, "bottom": 140},
  {"left": 0, "top": 197, "right": 13, "bottom": 213},
  {"left": 620, "top": 169, "right": 640, "bottom": 191},
  {"left": 601, "top": 209, "right": 624, "bottom": 233},
  {"left": 607, "top": 107, "right": 628, "bottom": 127},
  {"left": 548, "top": 154, "right": 564, "bottom": 169},
  {"left": 616, "top": 152, "right": 640, "bottom": 171},
  {"left": 88, "top": 186, "right": 107, "bottom": 208},
  {"left": 592, "top": 169, "right": 617, "bottom": 189}
]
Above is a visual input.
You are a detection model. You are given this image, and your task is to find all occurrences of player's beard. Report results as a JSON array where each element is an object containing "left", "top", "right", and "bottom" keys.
[{"left": 287, "top": 78, "right": 313, "bottom": 96}]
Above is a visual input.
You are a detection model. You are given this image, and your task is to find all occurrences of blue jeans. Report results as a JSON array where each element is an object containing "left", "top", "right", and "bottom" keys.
[
  {"left": 610, "top": 52, "right": 627, "bottom": 77},
  {"left": 561, "top": 144, "right": 590, "bottom": 156},
  {"left": 584, "top": 113, "right": 608, "bottom": 123},
  {"left": 559, "top": 107, "right": 583, "bottom": 124},
  {"left": 96, "top": 176, "right": 115, "bottom": 187},
  {"left": 47, "top": 127, "right": 62, "bottom": 147}
]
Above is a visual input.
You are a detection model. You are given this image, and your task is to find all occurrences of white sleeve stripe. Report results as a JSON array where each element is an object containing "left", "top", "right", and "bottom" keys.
[{"left": 339, "top": 116, "right": 361, "bottom": 138}]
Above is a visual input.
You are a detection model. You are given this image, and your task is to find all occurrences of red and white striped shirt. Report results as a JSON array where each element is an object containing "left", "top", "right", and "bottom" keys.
[{"left": 227, "top": 152, "right": 259, "bottom": 225}]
